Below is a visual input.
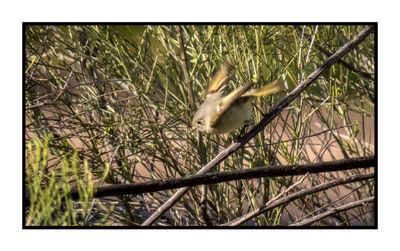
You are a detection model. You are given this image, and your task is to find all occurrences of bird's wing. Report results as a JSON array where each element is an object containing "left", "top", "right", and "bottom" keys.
[
  {"left": 209, "top": 82, "right": 252, "bottom": 127},
  {"left": 206, "top": 58, "right": 232, "bottom": 96}
]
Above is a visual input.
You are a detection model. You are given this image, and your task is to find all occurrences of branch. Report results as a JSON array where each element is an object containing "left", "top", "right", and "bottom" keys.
[
  {"left": 295, "top": 26, "right": 375, "bottom": 81},
  {"left": 24, "top": 156, "right": 375, "bottom": 208},
  {"left": 289, "top": 196, "right": 374, "bottom": 226},
  {"left": 222, "top": 173, "right": 374, "bottom": 226},
  {"left": 141, "top": 25, "right": 375, "bottom": 226},
  {"left": 79, "top": 156, "right": 374, "bottom": 199},
  {"left": 177, "top": 26, "right": 195, "bottom": 111}
]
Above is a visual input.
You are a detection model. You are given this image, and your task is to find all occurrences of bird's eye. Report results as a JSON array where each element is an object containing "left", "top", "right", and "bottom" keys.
[{"left": 197, "top": 120, "right": 202, "bottom": 125}]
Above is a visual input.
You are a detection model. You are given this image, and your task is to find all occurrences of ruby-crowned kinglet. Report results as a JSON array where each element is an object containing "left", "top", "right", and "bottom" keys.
[{"left": 192, "top": 59, "right": 283, "bottom": 134}]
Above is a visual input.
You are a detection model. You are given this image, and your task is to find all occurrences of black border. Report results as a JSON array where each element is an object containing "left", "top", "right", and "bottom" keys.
[{"left": 23, "top": 22, "right": 377, "bottom": 229}]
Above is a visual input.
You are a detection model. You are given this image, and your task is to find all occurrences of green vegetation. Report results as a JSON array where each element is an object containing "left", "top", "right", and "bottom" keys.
[{"left": 25, "top": 136, "right": 95, "bottom": 226}]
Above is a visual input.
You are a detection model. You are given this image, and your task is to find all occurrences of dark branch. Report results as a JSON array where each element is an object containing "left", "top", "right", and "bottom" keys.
[{"left": 70, "top": 156, "right": 375, "bottom": 200}]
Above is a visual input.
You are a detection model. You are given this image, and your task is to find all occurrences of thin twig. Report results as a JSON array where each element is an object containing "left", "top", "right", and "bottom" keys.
[
  {"left": 222, "top": 173, "right": 374, "bottom": 226},
  {"left": 294, "top": 26, "right": 374, "bottom": 81},
  {"left": 289, "top": 196, "right": 374, "bottom": 226},
  {"left": 262, "top": 173, "right": 309, "bottom": 208},
  {"left": 178, "top": 26, "right": 195, "bottom": 111}
]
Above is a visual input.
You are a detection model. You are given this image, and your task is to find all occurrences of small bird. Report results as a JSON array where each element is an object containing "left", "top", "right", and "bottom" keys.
[{"left": 192, "top": 59, "right": 283, "bottom": 134}]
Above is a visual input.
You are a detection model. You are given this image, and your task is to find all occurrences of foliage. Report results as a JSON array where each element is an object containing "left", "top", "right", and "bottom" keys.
[{"left": 25, "top": 136, "right": 96, "bottom": 226}]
